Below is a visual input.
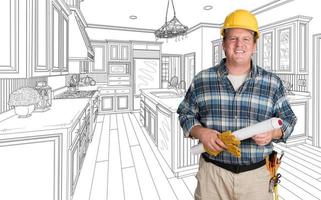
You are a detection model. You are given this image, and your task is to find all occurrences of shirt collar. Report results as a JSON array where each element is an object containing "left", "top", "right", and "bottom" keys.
[{"left": 218, "top": 58, "right": 258, "bottom": 79}]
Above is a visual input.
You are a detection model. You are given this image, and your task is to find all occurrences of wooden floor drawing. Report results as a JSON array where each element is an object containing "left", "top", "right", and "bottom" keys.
[{"left": 73, "top": 113, "right": 321, "bottom": 200}]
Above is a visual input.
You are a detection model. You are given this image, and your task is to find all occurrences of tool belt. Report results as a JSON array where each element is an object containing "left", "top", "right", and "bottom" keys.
[
  {"left": 202, "top": 153, "right": 266, "bottom": 174},
  {"left": 266, "top": 150, "right": 284, "bottom": 200}
]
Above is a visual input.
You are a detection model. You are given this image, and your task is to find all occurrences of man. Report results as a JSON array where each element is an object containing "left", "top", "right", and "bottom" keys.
[{"left": 177, "top": 9, "right": 297, "bottom": 200}]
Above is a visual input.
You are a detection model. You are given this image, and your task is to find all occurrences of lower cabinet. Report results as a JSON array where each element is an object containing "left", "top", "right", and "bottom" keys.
[
  {"left": 70, "top": 137, "right": 80, "bottom": 196},
  {"left": 99, "top": 88, "right": 131, "bottom": 113},
  {"left": 0, "top": 100, "right": 96, "bottom": 200},
  {"left": 145, "top": 105, "right": 157, "bottom": 144},
  {"left": 69, "top": 103, "right": 90, "bottom": 197},
  {"left": 285, "top": 98, "right": 309, "bottom": 146},
  {"left": 0, "top": 133, "right": 62, "bottom": 200},
  {"left": 116, "top": 95, "right": 129, "bottom": 110},
  {"left": 101, "top": 95, "right": 114, "bottom": 111}
]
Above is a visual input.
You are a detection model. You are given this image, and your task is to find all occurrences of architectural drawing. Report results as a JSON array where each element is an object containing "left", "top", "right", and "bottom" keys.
[{"left": 0, "top": 0, "right": 321, "bottom": 199}]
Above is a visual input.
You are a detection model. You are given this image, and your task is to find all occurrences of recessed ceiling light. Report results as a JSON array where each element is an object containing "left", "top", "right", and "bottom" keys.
[
  {"left": 129, "top": 15, "right": 137, "bottom": 20},
  {"left": 203, "top": 5, "right": 213, "bottom": 11}
]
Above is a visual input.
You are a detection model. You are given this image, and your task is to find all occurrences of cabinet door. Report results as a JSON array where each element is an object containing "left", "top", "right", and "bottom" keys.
[
  {"left": 116, "top": 95, "right": 129, "bottom": 110},
  {"left": 289, "top": 101, "right": 307, "bottom": 138},
  {"left": 120, "top": 44, "right": 129, "bottom": 60},
  {"left": 61, "top": 14, "right": 69, "bottom": 73},
  {"left": 70, "top": 139, "right": 79, "bottom": 196},
  {"left": 150, "top": 111, "right": 157, "bottom": 144},
  {"left": 0, "top": 0, "right": 26, "bottom": 78},
  {"left": 91, "top": 45, "right": 106, "bottom": 73},
  {"left": 33, "top": 0, "right": 50, "bottom": 76},
  {"left": 276, "top": 26, "right": 293, "bottom": 73},
  {"left": 0, "top": 136, "right": 60, "bottom": 200},
  {"left": 51, "top": 1, "right": 68, "bottom": 75},
  {"left": 51, "top": 4, "right": 60, "bottom": 73},
  {"left": 109, "top": 44, "right": 118, "bottom": 61},
  {"left": 101, "top": 96, "right": 114, "bottom": 111}
]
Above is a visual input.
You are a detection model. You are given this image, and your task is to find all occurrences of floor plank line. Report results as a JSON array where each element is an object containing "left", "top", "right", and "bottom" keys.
[
  {"left": 89, "top": 161, "right": 108, "bottom": 200},
  {"left": 131, "top": 145, "right": 160, "bottom": 200},
  {"left": 87, "top": 113, "right": 321, "bottom": 200},
  {"left": 110, "top": 114, "right": 117, "bottom": 130},
  {"left": 129, "top": 113, "right": 178, "bottom": 200},
  {"left": 107, "top": 129, "right": 125, "bottom": 200},
  {"left": 117, "top": 114, "right": 134, "bottom": 168},
  {"left": 122, "top": 167, "right": 143, "bottom": 200},
  {"left": 122, "top": 113, "right": 139, "bottom": 146},
  {"left": 275, "top": 144, "right": 321, "bottom": 171},
  {"left": 96, "top": 115, "right": 110, "bottom": 162},
  {"left": 73, "top": 122, "right": 104, "bottom": 200},
  {"left": 295, "top": 145, "right": 321, "bottom": 161}
]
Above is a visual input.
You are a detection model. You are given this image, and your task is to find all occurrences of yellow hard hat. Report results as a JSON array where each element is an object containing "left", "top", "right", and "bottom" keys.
[{"left": 221, "top": 9, "right": 260, "bottom": 39}]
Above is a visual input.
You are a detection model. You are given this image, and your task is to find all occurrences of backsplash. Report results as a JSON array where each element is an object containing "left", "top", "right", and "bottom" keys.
[{"left": 0, "top": 77, "right": 47, "bottom": 114}]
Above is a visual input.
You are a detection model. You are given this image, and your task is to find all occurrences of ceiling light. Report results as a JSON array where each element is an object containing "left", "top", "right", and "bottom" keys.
[
  {"left": 203, "top": 5, "right": 213, "bottom": 11},
  {"left": 155, "top": 0, "right": 188, "bottom": 39},
  {"left": 129, "top": 15, "right": 137, "bottom": 20}
]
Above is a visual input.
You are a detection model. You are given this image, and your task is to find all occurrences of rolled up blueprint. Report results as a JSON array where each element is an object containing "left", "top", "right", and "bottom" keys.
[{"left": 190, "top": 117, "right": 283, "bottom": 155}]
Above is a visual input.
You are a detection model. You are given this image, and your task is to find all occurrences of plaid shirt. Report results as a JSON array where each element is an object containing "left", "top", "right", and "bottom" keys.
[{"left": 177, "top": 59, "right": 297, "bottom": 165}]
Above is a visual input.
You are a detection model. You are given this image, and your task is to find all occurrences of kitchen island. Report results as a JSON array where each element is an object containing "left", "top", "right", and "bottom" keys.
[
  {"left": 140, "top": 89, "right": 311, "bottom": 176},
  {"left": 0, "top": 98, "right": 94, "bottom": 200},
  {"left": 285, "top": 91, "right": 311, "bottom": 146},
  {"left": 140, "top": 89, "right": 199, "bottom": 177}
]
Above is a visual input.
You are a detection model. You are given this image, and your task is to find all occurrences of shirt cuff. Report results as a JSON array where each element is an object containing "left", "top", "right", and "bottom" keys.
[
  {"left": 181, "top": 119, "right": 202, "bottom": 137},
  {"left": 272, "top": 120, "right": 294, "bottom": 143}
]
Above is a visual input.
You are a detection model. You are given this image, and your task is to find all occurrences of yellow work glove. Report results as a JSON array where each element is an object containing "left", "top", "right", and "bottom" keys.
[{"left": 204, "top": 131, "right": 241, "bottom": 157}]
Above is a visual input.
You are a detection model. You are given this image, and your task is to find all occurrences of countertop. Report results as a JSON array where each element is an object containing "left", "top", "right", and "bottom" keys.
[
  {"left": 141, "top": 89, "right": 184, "bottom": 112},
  {"left": 286, "top": 91, "right": 311, "bottom": 102},
  {"left": 140, "top": 89, "right": 310, "bottom": 112},
  {"left": 0, "top": 98, "right": 89, "bottom": 135}
]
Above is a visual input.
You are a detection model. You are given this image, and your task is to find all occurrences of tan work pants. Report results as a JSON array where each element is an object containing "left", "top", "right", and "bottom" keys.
[{"left": 195, "top": 157, "right": 273, "bottom": 200}]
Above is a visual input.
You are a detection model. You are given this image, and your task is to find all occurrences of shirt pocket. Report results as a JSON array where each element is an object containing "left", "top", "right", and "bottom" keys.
[{"left": 248, "top": 94, "right": 274, "bottom": 121}]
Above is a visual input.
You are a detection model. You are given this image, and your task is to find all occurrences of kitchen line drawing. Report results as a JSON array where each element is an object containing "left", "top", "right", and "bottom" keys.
[{"left": 0, "top": 0, "right": 321, "bottom": 200}]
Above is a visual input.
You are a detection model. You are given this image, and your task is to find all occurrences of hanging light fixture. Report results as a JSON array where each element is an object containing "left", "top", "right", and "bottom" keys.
[{"left": 155, "top": 0, "right": 188, "bottom": 39}]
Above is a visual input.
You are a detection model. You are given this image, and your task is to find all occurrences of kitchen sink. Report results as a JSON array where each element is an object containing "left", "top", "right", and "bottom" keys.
[{"left": 150, "top": 91, "right": 183, "bottom": 99}]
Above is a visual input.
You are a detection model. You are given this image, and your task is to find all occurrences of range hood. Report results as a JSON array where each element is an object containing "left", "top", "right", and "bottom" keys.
[{"left": 69, "top": 9, "right": 94, "bottom": 61}]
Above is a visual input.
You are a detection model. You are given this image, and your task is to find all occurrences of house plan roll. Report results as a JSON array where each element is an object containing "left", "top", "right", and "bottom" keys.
[{"left": 190, "top": 117, "right": 283, "bottom": 154}]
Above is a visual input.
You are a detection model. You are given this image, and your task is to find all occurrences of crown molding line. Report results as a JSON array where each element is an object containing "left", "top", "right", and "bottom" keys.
[
  {"left": 88, "top": 22, "right": 221, "bottom": 35},
  {"left": 187, "top": 23, "right": 221, "bottom": 34},
  {"left": 87, "top": 24, "right": 155, "bottom": 33},
  {"left": 251, "top": 0, "right": 295, "bottom": 15}
]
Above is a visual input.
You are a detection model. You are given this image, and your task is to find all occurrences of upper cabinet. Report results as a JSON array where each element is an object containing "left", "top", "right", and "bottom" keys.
[
  {"left": 90, "top": 41, "right": 107, "bottom": 73},
  {"left": 51, "top": 1, "right": 70, "bottom": 76},
  {"left": 0, "top": 0, "right": 71, "bottom": 78},
  {"left": 108, "top": 41, "right": 131, "bottom": 62},
  {"left": 0, "top": 0, "right": 26, "bottom": 78},
  {"left": 257, "top": 15, "right": 312, "bottom": 74},
  {"left": 212, "top": 39, "right": 225, "bottom": 66}
]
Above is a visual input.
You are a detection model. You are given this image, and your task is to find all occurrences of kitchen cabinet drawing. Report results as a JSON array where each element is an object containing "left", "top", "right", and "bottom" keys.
[{"left": 1, "top": 0, "right": 321, "bottom": 199}]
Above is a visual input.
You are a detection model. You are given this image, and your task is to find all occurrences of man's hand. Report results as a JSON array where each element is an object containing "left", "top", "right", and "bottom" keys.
[
  {"left": 252, "top": 128, "right": 282, "bottom": 146},
  {"left": 190, "top": 126, "right": 226, "bottom": 153}
]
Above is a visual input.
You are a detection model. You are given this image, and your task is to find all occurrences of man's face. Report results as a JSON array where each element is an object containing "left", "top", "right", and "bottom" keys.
[{"left": 222, "top": 28, "right": 256, "bottom": 66}]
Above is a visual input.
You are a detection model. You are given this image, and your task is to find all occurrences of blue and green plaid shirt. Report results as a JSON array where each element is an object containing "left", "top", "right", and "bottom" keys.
[{"left": 177, "top": 59, "right": 297, "bottom": 165}]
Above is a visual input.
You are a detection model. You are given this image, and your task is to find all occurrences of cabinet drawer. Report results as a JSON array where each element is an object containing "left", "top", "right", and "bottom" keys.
[
  {"left": 109, "top": 76, "right": 130, "bottom": 81},
  {"left": 100, "top": 89, "right": 115, "bottom": 94},
  {"left": 115, "top": 89, "right": 130, "bottom": 94},
  {"left": 108, "top": 80, "right": 130, "bottom": 86}
]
